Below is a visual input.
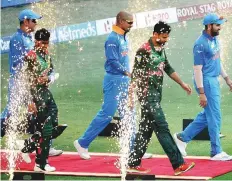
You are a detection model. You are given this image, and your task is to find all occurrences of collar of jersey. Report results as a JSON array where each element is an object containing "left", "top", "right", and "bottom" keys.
[
  {"left": 17, "top": 28, "right": 32, "bottom": 38},
  {"left": 149, "top": 38, "right": 164, "bottom": 53},
  {"left": 112, "top": 25, "right": 125, "bottom": 35}
]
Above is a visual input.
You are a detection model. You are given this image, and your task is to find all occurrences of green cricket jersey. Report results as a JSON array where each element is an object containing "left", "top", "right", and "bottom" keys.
[
  {"left": 132, "top": 38, "right": 175, "bottom": 101},
  {"left": 26, "top": 50, "right": 53, "bottom": 88}
]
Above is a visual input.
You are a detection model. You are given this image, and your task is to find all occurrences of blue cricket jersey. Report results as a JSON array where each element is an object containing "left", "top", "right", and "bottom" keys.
[
  {"left": 9, "top": 29, "right": 34, "bottom": 75},
  {"left": 104, "top": 25, "right": 130, "bottom": 75},
  {"left": 193, "top": 30, "right": 221, "bottom": 77}
]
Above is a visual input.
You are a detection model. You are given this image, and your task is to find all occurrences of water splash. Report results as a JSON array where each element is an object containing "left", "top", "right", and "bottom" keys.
[
  {"left": 5, "top": 70, "right": 32, "bottom": 180},
  {"left": 115, "top": 92, "right": 136, "bottom": 181}
]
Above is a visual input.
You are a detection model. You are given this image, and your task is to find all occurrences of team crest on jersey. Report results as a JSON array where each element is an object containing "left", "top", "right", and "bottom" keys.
[{"left": 150, "top": 54, "right": 160, "bottom": 61}]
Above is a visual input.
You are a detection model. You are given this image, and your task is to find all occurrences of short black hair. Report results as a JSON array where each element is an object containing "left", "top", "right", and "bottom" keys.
[
  {"left": 205, "top": 24, "right": 214, "bottom": 30},
  {"left": 153, "top": 21, "right": 171, "bottom": 34},
  {"left": 35, "top": 28, "right": 50, "bottom": 41}
]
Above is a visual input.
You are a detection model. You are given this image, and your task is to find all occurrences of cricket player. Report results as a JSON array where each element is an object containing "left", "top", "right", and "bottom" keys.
[
  {"left": 127, "top": 21, "right": 195, "bottom": 175},
  {"left": 23, "top": 28, "right": 67, "bottom": 172},
  {"left": 1, "top": 9, "right": 41, "bottom": 137},
  {"left": 74, "top": 11, "right": 136, "bottom": 159},
  {"left": 174, "top": 13, "right": 232, "bottom": 161}
]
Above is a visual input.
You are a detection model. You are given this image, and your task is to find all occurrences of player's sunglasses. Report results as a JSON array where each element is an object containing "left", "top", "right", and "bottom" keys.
[
  {"left": 31, "top": 19, "right": 37, "bottom": 24},
  {"left": 123, "top": 19, "right": 133, "bottom": 25}
]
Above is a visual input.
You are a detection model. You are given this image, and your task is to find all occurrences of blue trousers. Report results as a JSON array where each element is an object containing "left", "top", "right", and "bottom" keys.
[
  {"left": 180, "top": 77, "right": 222, "bottom": 156},
  {"left": 78, "top": 73, "right": 135, "bottom": 148}
]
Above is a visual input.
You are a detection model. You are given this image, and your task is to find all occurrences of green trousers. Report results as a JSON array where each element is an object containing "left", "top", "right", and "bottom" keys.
[
  {"left": 128, "top": 93, "right": 184, "bottom": 170},
  {"left": 33, "top": 87, "right": 58, "bottom": 169}
]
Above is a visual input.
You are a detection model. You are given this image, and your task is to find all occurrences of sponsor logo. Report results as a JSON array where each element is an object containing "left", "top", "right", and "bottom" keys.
[
  {"left": 57, "top": 22, "right": 97, "bottom": 42},
  {"left": 212, "top": 52, "right": 220, "bottom": 60},
  {"left": 121, "top": 50, "right": 128, "bottom": 56},
  {"left": 177, "top": 3, "right": 217, "bottom": 21},
  {"left": 217, "top": 0, "right": 232, "bottom": 10},
  {"left": 107, "top": 44, "right": 116, "bottom": 47}
]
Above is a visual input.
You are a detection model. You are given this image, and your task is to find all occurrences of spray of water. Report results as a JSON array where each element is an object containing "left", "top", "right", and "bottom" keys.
[
  {"left": 5, "top": 69, "right": 32, "bottom": 180},
  {"left": 114, "top": 1, "right": 161, "bottom": 180}
]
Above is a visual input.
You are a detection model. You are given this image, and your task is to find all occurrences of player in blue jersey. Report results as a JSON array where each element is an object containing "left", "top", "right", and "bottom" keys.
[
  {"left": 174, "top": 13, "right": 232, "bottom": 161},
  {"left": 74, "top": 11, "right": 133, "bottom": 159},
  {"left": 1, "top": 9, "right": 41, "bottom": 133},
  {"left": 74, "top": 11, "right": 152, "bottom": 159}
]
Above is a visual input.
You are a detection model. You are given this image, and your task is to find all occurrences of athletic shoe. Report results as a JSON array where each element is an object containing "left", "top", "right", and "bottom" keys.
[
  {"left": 127, "top": 166, "right": 150, "bottom": 173},
  {"left": 174, "top": 162, "right": 195, "bottom": 176},
  {"left": 142, "top": 153, "right": 152, "bottom": 159},
  {"left": 219, "top": 133, "right": 225, "bottom": 138},
  {"left": 173, "top": 133, "right": 187, "bottom": 157},
  {"left": 210, "top": 152, "right": 232, "bottom": 161},
  {"left": 74, "top": 140, "right": 90, "bottom": 160},
  {"left": 34, "top": 164, "right": 56, "bottom": 172},
  {"left": 16, "top": 140, "right": 31, "bottom": 163},
  {"left": 49, "top": 147, "right": 63, "bottom": 156}
]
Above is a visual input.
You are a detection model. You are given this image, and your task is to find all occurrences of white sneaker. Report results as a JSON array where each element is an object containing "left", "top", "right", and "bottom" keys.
[
  {"left": 210, "top": 152, "right": 232, "bottom": 161},
  {"left": 16, "top": 140, "right": 31, "bottom": 163},
  {"left": 173, "top": 133, "right": 187, "bottom": 157},
  {"left": 142, "top": 153, "right": 153, "bottom": 159},
  {"left": 219, "top": 133, "right": 225, "bottom": 138},
  {"left": 73, "top": 140, "right": 90, "bottom": 160},
  {"left": 49, "top": 147, "right": 63, "bottom": 156},
  {"left": 34, "top": 164, "right": 56, "bottom": 172}
]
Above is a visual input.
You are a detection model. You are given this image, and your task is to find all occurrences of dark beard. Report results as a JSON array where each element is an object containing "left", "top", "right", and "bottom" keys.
[
  {"left": 156, "top": 40, "right": 165, "bottom": 46},
  {"left": 211, "top": 30, "right": 219, "bottom": 37}
]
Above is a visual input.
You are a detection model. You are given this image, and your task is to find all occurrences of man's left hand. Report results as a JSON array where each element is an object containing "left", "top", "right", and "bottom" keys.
[{"left": 226, "top": 78, "right": 232, "bottom": 92}]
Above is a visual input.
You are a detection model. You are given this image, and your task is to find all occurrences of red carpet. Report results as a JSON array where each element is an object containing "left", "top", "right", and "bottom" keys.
[{"left": 1, "top": 151, "right": 232, "bottom": 180}]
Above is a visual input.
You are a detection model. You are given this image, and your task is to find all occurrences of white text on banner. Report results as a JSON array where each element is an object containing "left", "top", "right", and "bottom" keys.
[
  {"left": 135, "top": 8, "right": 178, "bottom": 29},
  {"left": 96, "top": 18, "right": 116, "bottom": 36},
  {"left": 56, "top": 21, "right": 97, "bottom": 42},
  {"left": 217, "top": 0, "right": 232, "bottom": 10}
]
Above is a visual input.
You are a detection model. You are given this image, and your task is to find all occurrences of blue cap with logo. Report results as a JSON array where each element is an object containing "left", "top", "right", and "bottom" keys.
[
  {"left": 18, "top": 9, "right": 42, "bottom": 21},
  {"left": 203, "top": 13, "right": 226, "bottom": 25}
]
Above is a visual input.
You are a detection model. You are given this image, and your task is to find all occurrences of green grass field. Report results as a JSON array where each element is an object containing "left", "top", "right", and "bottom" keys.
[{"left": 1, "top": 0, "right": 232, "bottom": 180}]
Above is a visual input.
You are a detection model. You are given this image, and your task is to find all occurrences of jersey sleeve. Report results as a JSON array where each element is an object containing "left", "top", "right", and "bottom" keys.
[
  {"left": 164, "top": 59, "right": 175, "bottom": 76},
  {"left": 193, "top": 44, "right": 204, "bottom": 65},
  {"left": 163, "top": 50, "right": 175, "bottom": 76},
  {"left": 105, "top": 38, "right": 126, "bottom": 74}
]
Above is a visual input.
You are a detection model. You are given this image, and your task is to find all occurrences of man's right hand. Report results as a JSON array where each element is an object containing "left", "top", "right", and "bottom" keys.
[
  {"left": 125, "top": 71, "right": 131, "bottom": 78},
  {"left": 128, "top": 82, "right": 136, "bottom": 110},
  {"left": 199, "top": 93, "right": 207, "bottom": 108},
  {"left": 37, "top": 75, "right": 49, "bottom": 85}
]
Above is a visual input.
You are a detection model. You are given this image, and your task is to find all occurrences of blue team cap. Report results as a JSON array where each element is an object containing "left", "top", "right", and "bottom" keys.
[
  {"left": 203, "top": 13, "right": 226, "bottom": 25},
  {"left": 18, "top": 9, "right": 42, "bottom": 21}
]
